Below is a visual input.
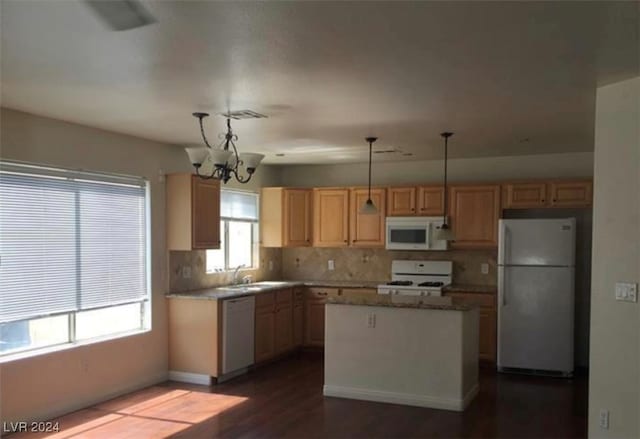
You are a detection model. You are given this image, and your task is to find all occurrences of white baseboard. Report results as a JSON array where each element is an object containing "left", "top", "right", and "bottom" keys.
[
  {"left": 168, "top": 370, "right": 211, "bottom": 385},
  {"left": 216, "top": 367, "right": 248, "bottom": 384},
  {"left": 323, "top": 383, "right": 479, "bottom": 412}
]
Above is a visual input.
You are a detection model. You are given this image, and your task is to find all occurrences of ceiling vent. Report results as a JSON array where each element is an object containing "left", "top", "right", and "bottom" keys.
[{"left": 220, "top": 110, "right": 268, "bottom": 120}]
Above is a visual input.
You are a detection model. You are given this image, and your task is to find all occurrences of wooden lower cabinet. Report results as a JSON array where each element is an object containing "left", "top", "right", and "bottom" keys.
[
  {"left": 274, "top": 289, "right": 293, "bottom": 354},
  {"left": 478, "top": 307, "right": 497, "bottom": 362},
  {"left": 293, "top": 303, "right": 304, "bottom": 346},
  {"left": 445, "top": 291, "right": 497, "bottom": 362},
  {"left": 305, "top": 298, "right": 326, "bottom": 347},
  {"left": 255, "top": 306, "right": 276, "bottom": 363}
]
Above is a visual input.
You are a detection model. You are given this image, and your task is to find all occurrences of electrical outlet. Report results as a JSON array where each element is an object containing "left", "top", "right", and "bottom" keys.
[
  {"left": 615, "top": 282, "right": 638, "bottom": 302},
  {"left": 481, "top": 263, "right": 489, "bottom": 275},
  {"left": 367, "top": 313, "right": 376, "bottom": 328},
  {"left": 328, "top": 260, "right": 335, "bottom": 271},
  {"left": 268, "top": 260, "right": 274, "bottom": 271},
  {"left": 182, "top": 266, "right": 191, "bottom": 279},
  {"left": 599, "top": 409, "right": 609, "bottom": 430}
]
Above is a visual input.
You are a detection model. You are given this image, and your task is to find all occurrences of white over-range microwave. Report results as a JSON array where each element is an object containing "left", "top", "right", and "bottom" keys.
[{"left": 385, "top": 216, "right": 448, "bottom": 251}]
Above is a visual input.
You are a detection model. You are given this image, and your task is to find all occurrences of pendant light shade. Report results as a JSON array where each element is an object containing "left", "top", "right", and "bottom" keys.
[
  {"left": 434, "top": 132, "right": 455, "bottom": 242},
  {"left": 360, "top": 136, "right": 378, "bottom": 215}
]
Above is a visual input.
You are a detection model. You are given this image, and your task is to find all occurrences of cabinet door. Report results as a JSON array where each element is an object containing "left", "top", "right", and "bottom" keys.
[
  {"left": 255, "top": 309, "right": 275, "bottom": 363},
  {"left": 349, "top": 188, "right": 386, "bottom": 247},
  {"left": 417, "top": 186, "right": 444, "bottom": 215},
  {"left": 549, "top": 181, "right": 592, "bottom": 207},
  {"left": 502, "top": 183, "right": 548, "bottom": 209},
  {"left": 191, "top": 177, "right": 221, "bottom": 249},
  {"left": 274, "top": 304, "right": 293, "bottom": 354},
  {"left": 284, "top": 189, "right": 312, "bottom": 247},
  {"left": 387, "top": 187, "right": 416, "bottom": 216},
  {"left": 313, "top": 189, "right": 349, "bottom": 247},
  {"left": 304, "top": 299, "right": 325, "bottom": 346},
  {"left": 293, "top": 304, "right": 303, "bottom": 347},
  {"left": 478, "top": 308, "right": 497, "bottom": 362},
  {"left": 450, "top": 185, "right": 501, "bottom": 248}
]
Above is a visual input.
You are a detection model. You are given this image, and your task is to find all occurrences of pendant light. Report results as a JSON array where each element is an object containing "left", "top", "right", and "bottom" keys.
[
  {"left": 434, "top": 132, "right": 455, "bottom": 241},
  {"left": 360, "top": 136, "right": 378, "bottom": 215}
]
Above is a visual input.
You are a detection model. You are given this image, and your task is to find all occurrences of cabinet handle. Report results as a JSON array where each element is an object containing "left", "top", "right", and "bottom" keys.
[
  {"left": 344, "top": 240, "right": 348, "bottom": 243},
  {"left": 552, "top": 199, "right": 556, "bottom": 202}
]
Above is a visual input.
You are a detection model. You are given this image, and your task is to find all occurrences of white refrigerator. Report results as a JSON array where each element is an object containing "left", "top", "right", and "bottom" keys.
[{"left": 497, "top": 218, "right": 576, "bottom": 376}]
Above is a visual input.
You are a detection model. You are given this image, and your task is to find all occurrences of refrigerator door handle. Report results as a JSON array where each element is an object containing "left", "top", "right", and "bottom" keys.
[{"left": 499, "top": 267, "right": 507, "bottom": 306}]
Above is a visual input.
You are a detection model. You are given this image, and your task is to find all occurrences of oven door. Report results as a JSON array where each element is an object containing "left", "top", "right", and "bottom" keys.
[{"left": 385, "top": 220, "right": 429, "bottom": 250}]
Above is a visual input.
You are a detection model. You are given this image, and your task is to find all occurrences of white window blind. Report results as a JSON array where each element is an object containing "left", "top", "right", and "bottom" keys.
[
  {"left": 0, "top": 163, "right": 148, "bottom": 324},
  {"left": 220, "top": 190, "right": 258, "bottom": 220}
]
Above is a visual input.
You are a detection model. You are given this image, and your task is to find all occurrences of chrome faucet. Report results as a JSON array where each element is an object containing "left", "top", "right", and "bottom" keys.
[{"left": 232, "top": 264, "right": 246, "bottom": 284}]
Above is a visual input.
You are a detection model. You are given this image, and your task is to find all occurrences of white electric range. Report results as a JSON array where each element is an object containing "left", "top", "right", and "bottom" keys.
[{"left": 377, "top": 260, "right": 452, "bottom": 300}]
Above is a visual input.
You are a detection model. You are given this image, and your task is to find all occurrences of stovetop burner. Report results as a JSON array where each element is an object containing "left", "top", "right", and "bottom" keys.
[
  {"left": 386, "top": 280, "right": 414, "bottom": 286},
  {"left": 417, "top": 281, "right": 445, "bottom": 287}
]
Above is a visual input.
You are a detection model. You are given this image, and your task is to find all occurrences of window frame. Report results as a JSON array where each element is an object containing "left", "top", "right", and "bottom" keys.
[
  {"left": 0, "top": 161, "right": 152, "bottom": 361},
  {"left": 206, "top": 189, "right": 260, "bottom": 273}
]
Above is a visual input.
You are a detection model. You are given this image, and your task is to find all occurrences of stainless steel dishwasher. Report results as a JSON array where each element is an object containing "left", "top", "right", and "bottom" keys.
[{"left": 220, "top": 295, "right": 255, "bottom": 382}]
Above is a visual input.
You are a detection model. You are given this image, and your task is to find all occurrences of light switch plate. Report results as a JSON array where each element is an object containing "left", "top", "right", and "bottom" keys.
[
  {"left": 182, "top": 266, "right": 191, "bottom": 279},
  {"left": 481, "top": 263, "right": 489, "bottom": 275},
  {"left": 328, "top": 260, "right": 335, "bottom": 271},
  {"left": 599, "top": 409, "right": 609, "bottom": 429},
  {"left": 268, "top": 260, "right": 274, "bottom": 271},
  {"left": 615, "top": 282, "right": 637, "bottom": 302}
]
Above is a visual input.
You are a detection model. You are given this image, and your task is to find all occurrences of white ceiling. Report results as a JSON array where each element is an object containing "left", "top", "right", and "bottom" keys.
[{"left": 1, "top": 1, "right": 638, "bottom": 164}]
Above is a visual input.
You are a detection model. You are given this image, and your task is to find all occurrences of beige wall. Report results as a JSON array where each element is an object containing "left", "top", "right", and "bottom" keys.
[
  {"left": 0, "top": 108, "right": 280, "bottom": 423},
  {"left": 279, "top": 151, "right": 594, "bottom": 187},
  {"left": 589, "top": 76, "right": 639, "bottom": 438}
]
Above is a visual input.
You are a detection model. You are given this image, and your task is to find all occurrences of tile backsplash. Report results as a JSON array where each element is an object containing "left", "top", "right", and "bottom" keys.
[
  {"left": 169, "top": 246, "right": 497, "bottom": 292},
  {"left": 281, "top": 247, "right": 497, "bottom": 286},
  {"left": 169, "top": 247, "right": 283, "bottom": 292}
]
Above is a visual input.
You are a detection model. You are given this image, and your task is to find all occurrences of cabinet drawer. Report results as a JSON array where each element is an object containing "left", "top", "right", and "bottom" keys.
[
  {"left": 306, "top": 288, "right": 337, "bottom": 299},
  {"left": 276, "top": 288, "right": 293, "bottom": 305},
  {"left": 255, "top": 291, "right": 275, "bottom": 309},
  {"left": 445, "top": 292, "right": 495, "bottom": 308}
]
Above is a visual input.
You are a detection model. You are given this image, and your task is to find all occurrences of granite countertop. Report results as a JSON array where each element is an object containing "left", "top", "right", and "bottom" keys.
[
  {"left": 166, "top": 280, "right": 380, "bottom": 301},
  {"left": 443, "top": 284, "right": 497, "bottom": 295},
  {"left": 326, "top": 296, "right": 474, "bottom": 312}
]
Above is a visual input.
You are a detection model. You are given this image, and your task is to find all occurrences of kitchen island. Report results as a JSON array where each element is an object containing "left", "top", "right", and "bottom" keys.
[{"left": 323, "top": 297, "right": 479, "bottom": 411}]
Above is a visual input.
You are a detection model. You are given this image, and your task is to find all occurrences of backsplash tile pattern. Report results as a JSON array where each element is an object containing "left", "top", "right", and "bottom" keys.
[
  {"left": 282, "top": 247, "right": 497, "bottom": 286},
  {"left": 169, "top": 247, "right": 283, "bottom": 292}
]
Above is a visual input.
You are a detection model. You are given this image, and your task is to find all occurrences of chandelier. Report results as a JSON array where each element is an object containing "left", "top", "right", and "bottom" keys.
[{"left": 185, "top": 112, "right": 265, "bottom": 184}]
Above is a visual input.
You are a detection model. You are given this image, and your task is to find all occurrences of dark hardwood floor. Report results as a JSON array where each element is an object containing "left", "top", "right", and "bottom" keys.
[{"left": 11, "top": 351, "right": 587, "bottom": 438}]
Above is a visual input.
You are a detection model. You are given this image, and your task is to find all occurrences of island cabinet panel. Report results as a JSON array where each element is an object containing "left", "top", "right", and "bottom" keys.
[
  {"left": 260, "top": 188, "right": 312, "bottom": 247},
  {"left": 387, "top": 187, "right": 416, "bottom": 216},
  {"left": 548, "top": 180, "right": 592, "bottom": 207},
  {"left": 349, "top": 188, "right": 386, "bottom": 248},
  {"left": 313, "top": 189, "right": 350, "bottom": 247},
  {"left": 167, "top": 174, "right": 221, "bottom": 250},
  {"left": 449, "top": 185, "right": 501, "bottom": 249},
  {"left": 502, "top": 182, "right": 548, "bottom": 209},
  {"left": 417, "top": 186, "right": 445, "bottom": 216},
  {"left": 168, "top": 298, "right": 220, "bottom": 377},
  {"left": 293, "top": 289, "right": 304, "bottom": 347},
  {"left": 445, "top": 291, "right": 496, "bottom": 362},
  {"left": 255, "top": 292, "right": 276, "bottom": 363}
]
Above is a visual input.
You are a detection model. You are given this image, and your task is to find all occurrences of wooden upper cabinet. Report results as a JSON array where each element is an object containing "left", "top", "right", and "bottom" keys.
[
  {"left": 313, "top": 188, "right": 350, "bottom": 247},
  {"left": 349, "top": 188, "right": 386, "bottom": 247},
  {"left": 449, "top": 184, "right": 501, "bottom": 249},
  {"left": 386, "top": 187, "right": 416, "bottom": 216},
  {"left": 261, "top": 188, "right": 311, "bottom": 247},
  {"left": 284, "top": 189, "right": 312, "bottom": 246},
  {"left": 549, "top": 180, "right": 592, "bottom": 207},
  {"left": 502, "top": 182, "right": 548, "bottom": 209},
  {"left": 417, "top": 186, "right": 445, "bottom": 216},
  {"left": 167, "top": 174, "right": 221, "bottom": 251}
]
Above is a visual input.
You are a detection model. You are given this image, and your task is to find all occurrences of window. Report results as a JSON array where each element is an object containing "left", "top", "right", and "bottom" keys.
[
  {"left": 0, "top": 162, "right": 150, "bottom": 357},
  {"left": 206, "top": 189, "right": 259, "bottom": 273}
]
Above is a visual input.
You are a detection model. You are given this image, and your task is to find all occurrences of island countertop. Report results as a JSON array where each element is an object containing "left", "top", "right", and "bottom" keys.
[{"left": 326, "top": 296, "right": 474, "bottom": 311}]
